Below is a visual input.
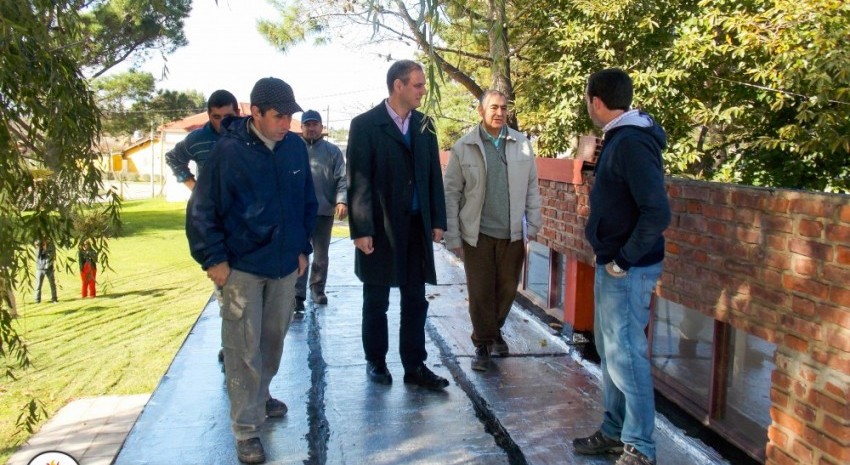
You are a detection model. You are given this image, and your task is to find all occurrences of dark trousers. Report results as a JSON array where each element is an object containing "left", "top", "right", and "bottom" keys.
[
  {"left": 462, "top": 233, "right": 525, "bottom": 348},
  {"left": 362, "top": 215, "right": 428, "bottom": 371}
]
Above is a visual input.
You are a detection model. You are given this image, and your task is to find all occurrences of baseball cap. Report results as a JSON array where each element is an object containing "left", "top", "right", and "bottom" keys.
[
  {"left": 301, "top": 110, "right": 322, "bottom": 124},
  {"left": 250, "top": 77, "right": 303, "bottom": 115}
]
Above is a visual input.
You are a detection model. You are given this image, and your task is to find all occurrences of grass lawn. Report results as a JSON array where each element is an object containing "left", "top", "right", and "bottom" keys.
[{"left": 0, "top": 199, "right": 353, "bottom": 462}]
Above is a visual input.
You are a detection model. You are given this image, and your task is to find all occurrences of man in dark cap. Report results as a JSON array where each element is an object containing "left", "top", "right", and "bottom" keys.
[
  {"left": 294, "top": 109, "right": 347, "bottom": 310},
  {"left": 187, "top": 77, "right": 318, "bottom": 464}
]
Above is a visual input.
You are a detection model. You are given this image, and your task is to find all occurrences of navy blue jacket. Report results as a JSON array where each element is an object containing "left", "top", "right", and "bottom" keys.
[
  {"left": 186, "top": 116, "right": 318, "bottom": 279},
  {"left": 585, "top": 113, "right": 671, "bottom": 270},
  {"left": 165, "top": 121, "right": 221, "bottom": 182}
]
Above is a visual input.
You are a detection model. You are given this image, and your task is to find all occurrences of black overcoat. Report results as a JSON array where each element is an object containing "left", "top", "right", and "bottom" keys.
[{"left": 346, "top": 103, "right": 447, "bottom": 286}]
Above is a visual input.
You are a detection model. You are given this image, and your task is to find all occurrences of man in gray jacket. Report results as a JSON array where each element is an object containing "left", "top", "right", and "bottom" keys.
[
  {"left": 295, "top": 110, "right": 347, "bottom": 310},
  {"left": 444, "top": 89, "right": 542, "bottom": 372}
]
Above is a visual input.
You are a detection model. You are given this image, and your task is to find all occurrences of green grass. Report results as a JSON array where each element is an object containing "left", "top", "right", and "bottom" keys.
[
  {"left": 0, "top": 199, "right": 353, "bottom": 462},
  {"left": 0, "top": 199, "right": 213, "bottom": 461}
]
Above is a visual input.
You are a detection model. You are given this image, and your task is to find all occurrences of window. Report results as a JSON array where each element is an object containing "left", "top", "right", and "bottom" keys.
[{"left": 525, "top": 242, "right": 550, "bottom": 304}]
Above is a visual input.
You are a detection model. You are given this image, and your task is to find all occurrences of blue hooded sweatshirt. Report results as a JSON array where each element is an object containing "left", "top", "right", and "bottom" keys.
[
  {"left": 186, "top": 116, "right": 318, "bottom": 279},
  {"left": 585, "top": 111, "right": 671, "bottom": 270}
]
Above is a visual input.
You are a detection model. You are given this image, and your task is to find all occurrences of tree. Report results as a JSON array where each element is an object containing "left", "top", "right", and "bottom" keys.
[
  {"left": 0, "top": 0, "right": 197, "bottom": 437},
  {"left": 525, "top": 0, "right": 850, "bottom": 192},
  {"left": 93, "top": 71, "right": 205, "bottom": 136},
  {"left": 78, "top": 0, "right": 192, "bottom": 78},
  {"left": 258, "top": 0, "right": 551, "bottom": 130}
]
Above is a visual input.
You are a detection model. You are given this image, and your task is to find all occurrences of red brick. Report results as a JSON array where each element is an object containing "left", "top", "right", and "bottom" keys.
[
  {"left": 792, "top": 296, "right": 817, "bottom": 317},
  {"left": 736, "top": 228, "right": 762, "bottom": 244},
  {"left": 840, "top": 204, "right": 850, "bottom": 224},
  {"left": 791, "top": 198, "right": 829, "bottom": 217},
  {"left": 819, "top": 306, "right": 850, "bottom": 330},
  {"left": 824, "top": 381, "right": 848, "bottom": 400},
  {"left": 768, "top": 424, "right": 789, "bottom": 448},
  {"left": 785, "top": 333, "right": 810, "bottom": 353},
  {"left": 822, "top": 414, "right": 850, "bottom": 442},
  {"left": 805, "top": 425, "right": 850, "bottom": 461},
  {"left": 767, "top": 197, "right": 791, "bottom": 214},
  {"left": 772, "top": 370, "right": 793, "bottom": 391},
  {"left": 732, "top": 190, "right": 765, "bottom": 209},
  {"left": 751, "top": 284, "right": 790, "bottom": 307},
  {"left": 837, "top": 246, "right": 850, "bottom": 265},
  {"left": 783, "top": 274, "right": 830, "bottom": 300},
  {"left": 809, "top": 389, "right": 850, "bottom": 420},
  {"left": 734, "top": 207, "right": 756, "bottom": 224},
  {"left": 826, "top": 223, "right": 850, "bottom": 245},
  {"left": 762, "top": 216, "right": 794, "bottom": 233},
  {"left": 824, "top": 352, "right": 850, "bottom": 373},
  {"left": 823, "top": 264, "right": 850, "bottom": 287},
  {"left": 799, "top": 219, "right": 825, "bottom": 238},
  {"left": 686, "top": 200, "right": 702, "bottom": 214},
  {"left": 680, "top": 185, "right": 711, "bottom": 201},
  {"left": 793, "top": 401, "right": 818, "bottom": 424},
  {"left": 706, "top": 220, "right": 727, "bottom": 237},
  {"left": 790, "top": 437, "right": 815, "bottom": 464},
  {"left": 772, "top": 388, "right": 790, "bottom": 408},
  {"left": 766, "top": 442, "right": 797, "bottom": 465},
  {"left": 703, "top": 204, "right": 734, "bottom": 221},
  {"left": 793, "top": 256, "right": 819, "bottom": 276},
  {"left": 773, "top": 406, "right": 806, "bottom": 435},
  {"left": 789, "top": 238, "right": 834, "bottom": 261},
  {"left": 767, "top": 234, "right": 788, "bottom": 251},
  {"left": 830, "top": 286, "right": 850, "bottom": 308}
]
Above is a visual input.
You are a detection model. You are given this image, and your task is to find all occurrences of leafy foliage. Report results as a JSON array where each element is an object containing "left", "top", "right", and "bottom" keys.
[
  {"left": 0, "top": 0, "right": 121, "bottom": 431},
  {"left": 92, "top": 71, "right": 205, "bottom": 136}
]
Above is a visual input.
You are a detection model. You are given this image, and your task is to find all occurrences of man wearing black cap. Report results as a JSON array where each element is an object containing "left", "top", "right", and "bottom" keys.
[
  {"left": 186, "top": 77, "right": 318, "bottom": 464},
  {"left": 294, "top": 109, "right": 347, "bottom": 310}
]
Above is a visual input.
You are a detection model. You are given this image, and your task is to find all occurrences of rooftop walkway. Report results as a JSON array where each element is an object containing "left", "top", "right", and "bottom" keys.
[{"left": 26, "top": 240, "right": 734, "bottom": 465}]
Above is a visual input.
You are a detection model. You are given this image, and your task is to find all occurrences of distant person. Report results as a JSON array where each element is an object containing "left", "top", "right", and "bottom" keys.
[
  {"left": 34, "top": 239, "right": 58, "bottom": 303},
  {"left": 79, "top": 241, "right": 97, "bottom": 298},
  {"left": 346, "top": 60, "right": 449, "bottom": 391},
  {"left": 443, "top": 89, "right": 541, "bottom": 372},
  {"left": 165, "top": 89, "right": 240, "bottom": 191},
  {"left": 572, "top": 68, "right": 671, "bottom": 465},
  {"left": 187, "top": 77, "right": 317, "bottom": 465},
  {"left": 294, "top": 110, "right": 347, "bottom": 311}
]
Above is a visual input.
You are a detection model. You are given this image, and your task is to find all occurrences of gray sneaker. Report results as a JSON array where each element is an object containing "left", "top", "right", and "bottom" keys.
[
  {"left": 491, "top": 336, "right": 509, "bottom": 357},
  {"left": 615, "top": 444, "right": 656, "bottom": 465},
  {"left": 573, "top": 430, "right": 624, "bottom": 455},
  {"left": 471, "top": 345, "right": 490, "bottom": 372}
]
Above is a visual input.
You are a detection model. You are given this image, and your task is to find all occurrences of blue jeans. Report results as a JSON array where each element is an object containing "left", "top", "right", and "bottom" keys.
[{"left": 594, "top": 261, "right": 662, "bottom": 460}]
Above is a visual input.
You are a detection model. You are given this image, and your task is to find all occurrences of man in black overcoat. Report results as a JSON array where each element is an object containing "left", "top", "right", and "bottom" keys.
[{"left": 346, "top": 60, "right": 449, "bottom": 390}]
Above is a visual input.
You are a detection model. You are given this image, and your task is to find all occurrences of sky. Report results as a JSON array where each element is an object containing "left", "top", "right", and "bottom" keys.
[{"left": 118, "top": 0, "right": 416, "bottom": 129}]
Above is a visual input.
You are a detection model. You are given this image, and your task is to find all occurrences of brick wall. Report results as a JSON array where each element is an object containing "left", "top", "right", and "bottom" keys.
[{"left": 535, "top": 160, "right": 850, "bottom": 465}]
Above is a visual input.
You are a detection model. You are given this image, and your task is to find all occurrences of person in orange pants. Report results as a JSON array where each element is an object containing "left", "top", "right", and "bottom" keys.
[{"left": 78, "top": 241, "right": 97, "bottom": 298}]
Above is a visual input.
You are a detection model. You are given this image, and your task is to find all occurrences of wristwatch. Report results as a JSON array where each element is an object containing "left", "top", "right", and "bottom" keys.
[{"left": 606, "top": 261, "right": 626, "bottom": 276}]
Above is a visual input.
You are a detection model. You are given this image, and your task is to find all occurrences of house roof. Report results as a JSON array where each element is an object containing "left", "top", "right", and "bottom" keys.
[{"left": 159, "top": 102, "right": 310, "bottom": 134}]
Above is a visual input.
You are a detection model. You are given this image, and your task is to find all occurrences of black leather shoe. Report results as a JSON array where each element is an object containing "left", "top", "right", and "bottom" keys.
[
  {"left": 265, "top": 398, "right": 288, "bottom": 417},
  {"left": 403, "top": 364, "right": 449, "bottom": 390},
  {"left": 236, "top": 437, "right": 266, "bottom": 464},
  {"left": 366, "top": 361, "right": 392, "bottom": 384}
]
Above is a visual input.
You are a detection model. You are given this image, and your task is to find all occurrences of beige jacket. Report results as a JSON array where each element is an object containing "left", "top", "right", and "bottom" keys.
[{"left": 444, "top": 125, "right": 542, "bottom": 250}]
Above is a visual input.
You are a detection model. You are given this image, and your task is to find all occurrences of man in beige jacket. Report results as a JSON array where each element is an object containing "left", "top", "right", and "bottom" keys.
[{"left": 444, "top": 89, "right": 542, "bottom": 372}]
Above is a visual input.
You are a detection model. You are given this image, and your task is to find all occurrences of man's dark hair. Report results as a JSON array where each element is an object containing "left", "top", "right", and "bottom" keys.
[
  {"left": 207, "top": 89, "right": 238, "bottom": 112},
  {"left": 587, "top": 69, "right": 633, "bottom": 111},
  {"left": 386, "top": 60, "right": 423, "bottom": 94}
]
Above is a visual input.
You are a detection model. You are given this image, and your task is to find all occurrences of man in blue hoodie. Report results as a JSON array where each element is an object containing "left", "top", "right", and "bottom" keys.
[
  {"left": 187, "top": 77, "right": 317, "bottom": 464},
  {"left": 572, "top": 69, "right": 671, "bottom": 465}
]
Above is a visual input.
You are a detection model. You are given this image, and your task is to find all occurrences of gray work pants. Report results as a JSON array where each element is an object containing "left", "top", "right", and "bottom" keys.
[
  {"left": 295, "top": 215, "right": 334, "bottom": 298},
  {"left": 220, "top": 269, "right": 297, "bottom": 440}
]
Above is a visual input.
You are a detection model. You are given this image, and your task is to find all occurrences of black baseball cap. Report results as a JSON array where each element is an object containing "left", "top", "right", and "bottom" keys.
[
  {"left": 301, "top": 109, "right": 322, "bottom": 124},
  {"left": 250, "top": 77, "right": 303, "bottom": 115}
]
